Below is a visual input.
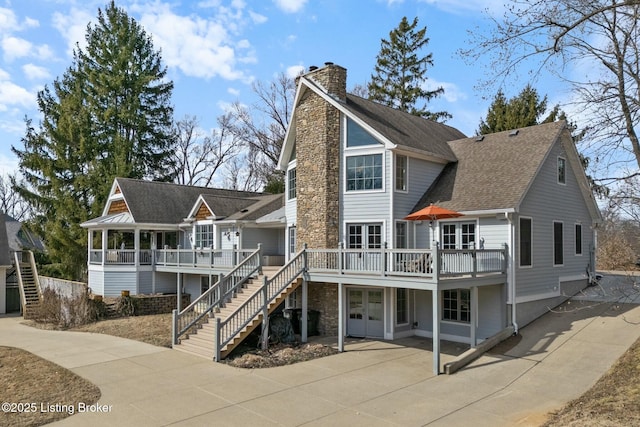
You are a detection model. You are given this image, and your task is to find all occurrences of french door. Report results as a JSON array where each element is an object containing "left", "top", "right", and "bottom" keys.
[{"left": 347, "top": 288, "right": 384, "bottom": 338}]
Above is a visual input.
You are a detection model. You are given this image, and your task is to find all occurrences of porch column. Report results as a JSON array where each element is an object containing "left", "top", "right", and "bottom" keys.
[
  {"left": 301, "top": 278, "right": 308, "bottom": 343},
  {"left": 471, "top": 286, "right": 478, "bottom": 347},
  {"left": 102, "top": 229, "right": 109, "bottom": 266},
  {"left": 432, "top": 289, "right": 440, "bottom": 375},
  {"left": 338, "top": 282, "right": 344, "bottom": 352},
  {"left": 134, "top": 229, "right": 140, "bottom": 266},
  {"left": 87, "top": 229, "right": 92, "bottom": 266}
]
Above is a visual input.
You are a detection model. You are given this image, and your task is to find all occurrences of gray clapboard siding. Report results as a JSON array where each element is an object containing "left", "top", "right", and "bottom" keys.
[
  {"left": 478, "top": 216, "right": 509, "bottom": 249},
  {"left": 516, "top": 139, "right": 593, "bottom": 300},
  {"left": 393, "top": 157, "right": 445, "bottom": 218},
  {"left": 477, "top": 285, "right": 505, "bottom": 339},
  {"left": 88, "top": 270, "right": 104, "bottom": 295},
  {"left": 341, "top": 150, "right": 391, "bottom": 242},
  {"left": 138, "top": 271, "right": 153, "bottom": 294},
  {"left": 243, "top": 228, "right": 283, "bottom": 255},
  {"left": 154, "top": 272, "right": 178, "bottom": 293},
  {"left": 104, "top": 271, "right": 137, "bottom": 296}
]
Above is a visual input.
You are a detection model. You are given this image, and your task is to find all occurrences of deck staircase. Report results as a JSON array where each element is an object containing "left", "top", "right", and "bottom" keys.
[
  {"left": 174, "top": 267, "right": 300, "bottom": 359},
  {"left": 172, "top": 247, "right": 307, "bottom": 361},
  {"left": 14, "top": 251, "right": 42, "bottom": 318}
]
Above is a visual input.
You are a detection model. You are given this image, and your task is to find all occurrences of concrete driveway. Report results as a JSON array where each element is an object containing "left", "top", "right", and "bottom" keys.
[{"left": 1, "top": 272, "right": 639, "bottom": 426}]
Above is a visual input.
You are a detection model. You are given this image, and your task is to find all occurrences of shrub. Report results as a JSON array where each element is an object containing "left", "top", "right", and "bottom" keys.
[{"left": 34, "top": 288, "right": 103, "bottom": 328}]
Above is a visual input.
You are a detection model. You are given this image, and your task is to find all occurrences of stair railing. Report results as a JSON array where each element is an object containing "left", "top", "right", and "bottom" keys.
[
  {"left": 13, "top": 251, "right": 27, "bottom": 311},
  {"left": 214, "top": 246, "right": 307, "bottom": 361},
  {"left": 172, "top": 245, "right": 262, "bottom": 345},
  {"left": 13, "top": 251, "right": 43, "bottom": 315},
  {"left": 27, "top": 251, "right": 43, "bottom": 302}
]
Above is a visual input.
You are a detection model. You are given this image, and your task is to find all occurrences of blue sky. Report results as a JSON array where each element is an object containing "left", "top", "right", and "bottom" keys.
[{"left": 0, "top": 0, "right": 569, "bottom": 178}]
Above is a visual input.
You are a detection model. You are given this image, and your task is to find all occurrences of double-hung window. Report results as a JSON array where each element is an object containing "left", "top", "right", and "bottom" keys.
[
  {"left": 520, "top": 217, "right": 532, "bottom": 267},
  {"left": 396, "top": 288, "right": 408, "bottom": 325},
  {"left": 288, "top": 167, "right": 296, "bottom": 200},
  {"left": 575, "top": 223, "right": 582, "bottom": 255},
  {"left": 553, "top": 221, "right": 564, "bottom": 266},
  {"left": 395, "top": 154, "right": 407, "bottom": 192},
  {"left": 558, "top": 157, "right": 566, "bottom": 184}
]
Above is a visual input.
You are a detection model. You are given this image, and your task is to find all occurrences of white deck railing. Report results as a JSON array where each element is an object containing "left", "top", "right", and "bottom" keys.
[
  {"left": 87, "top": 245, "right": 506, "bottom": 280},
  {"left": 306, "top": 247, "right": 506, "bottom": 278}
]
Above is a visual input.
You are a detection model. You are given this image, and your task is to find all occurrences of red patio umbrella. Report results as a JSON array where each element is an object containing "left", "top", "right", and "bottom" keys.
[{"left": 404, "top": 203, "right": 463, "bottom": 221}]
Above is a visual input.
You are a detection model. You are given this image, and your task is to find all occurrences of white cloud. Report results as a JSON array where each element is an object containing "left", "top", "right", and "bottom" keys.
[
  {"left": 227, "top": 87, "right": 240, "bottom": 96},
  {"left": 285, "top": 64, "right": 304, "bottom": 78},
  {"left": 2, "top": 36, "right": 32, "bottom": 61},
  {"left": 0, "top": 7, "right": 19, "bottom": 33},
  {"left": 0, "top": 69, "right": 36, "bottom": 112},
  {"left": 22, "top": 63, "right": 51, "bottom": 81},
  {"left": 138, "top": 3, "right": 254, "bottom": 81},
  {"left": 423, "top": 78, "right": 467, "bottom": 103},
  {"left": 273, "top": 0, "right": 307, "bottom": 14},
  {"left": 52, "top": 7, "right": 94, "bottom": 56},
  {"left": 249, "top": 10, "right": 268, "bottom": 24},
  {"left": 0, "top": 152, "right": 20, "bottom": 176}
]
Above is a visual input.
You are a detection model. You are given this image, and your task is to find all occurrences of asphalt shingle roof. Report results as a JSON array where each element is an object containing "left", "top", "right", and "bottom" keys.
[
  {"left": 115, "top": 178, "right": 264, "bottom": 224},
  {"left": 413, "top": 121, "right": 566, "bottom": 212}
]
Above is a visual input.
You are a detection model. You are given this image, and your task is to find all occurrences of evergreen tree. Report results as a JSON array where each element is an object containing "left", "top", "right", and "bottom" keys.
[
  {"left": 478, "top": 85, "right": 559, "bottom": 134},
  {"left": 12, "top": 1, "right": 174, "bottom": 280},
  {"left": 479, "top": 85, "right": 608, "bottom": 197},
  {"left": 368, "top": 16, "right": 450, "bottom": 122}
]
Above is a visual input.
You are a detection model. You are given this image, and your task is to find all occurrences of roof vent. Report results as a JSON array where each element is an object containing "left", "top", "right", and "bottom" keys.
[
  {"left": 509, "top": 129, "right": 519, "bottom": 137},
  {"left": 308, "top": 65, "right": 318, "bottom": 72},
  {"left": 324, "top": 61, "right": 334, "bottom": 66},
  {"left": 475, "top": 135, "right": 484, "bottom": 142}
]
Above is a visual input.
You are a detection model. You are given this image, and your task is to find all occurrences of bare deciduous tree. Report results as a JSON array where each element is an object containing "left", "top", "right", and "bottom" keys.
[
  {"left": 1, "top": 173, "right": 31, "bottom": 221},
  {"left": 172, "top": 114, "right": 242, "bottom": 187},
  {"left": 228, "top": 72, "right": 296, "bottom": 189},
  {"left": 462, "top": 1, "right": 640, "bottom": 179}
]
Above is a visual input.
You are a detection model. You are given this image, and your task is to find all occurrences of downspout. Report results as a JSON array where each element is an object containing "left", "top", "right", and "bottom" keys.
[{"left": 506, "top": 212, "right": 518, "bottom": 335}]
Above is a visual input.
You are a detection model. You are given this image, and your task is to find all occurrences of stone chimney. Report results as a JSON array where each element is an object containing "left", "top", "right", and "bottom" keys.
[
  {"left": 295, "top": 63, "right": 346, "bottom": 250},
  {"left": 302, "top": 62, "right": 347, "bottom": 102}
]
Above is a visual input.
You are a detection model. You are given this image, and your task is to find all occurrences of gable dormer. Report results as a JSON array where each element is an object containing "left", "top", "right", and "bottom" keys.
[
  {"left": 187, "top": 195, "right": 215, "bottom": 221},
  {"left": 104, "top": 180, "right": 131, "bottom": 216}
]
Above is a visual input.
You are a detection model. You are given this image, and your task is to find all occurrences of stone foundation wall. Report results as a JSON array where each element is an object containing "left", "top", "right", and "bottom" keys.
[
  {"left": 129, "top": 294, "right": 191, "bottom": 316},
  {"left": 308, "top": 282, "right": 339, "bottom": 336}
]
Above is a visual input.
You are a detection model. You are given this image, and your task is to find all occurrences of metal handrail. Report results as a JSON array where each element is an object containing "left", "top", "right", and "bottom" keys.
[
  {"left": 172, "top": 245, "right": 262, "bottom": 345},
  {"left": 215, "top": 248, "right": 306, "bottom": 361}
]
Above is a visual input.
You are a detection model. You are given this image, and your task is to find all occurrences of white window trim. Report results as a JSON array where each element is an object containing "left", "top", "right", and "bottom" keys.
[
  {"left": 553, "top": 220, "right": 564, "bottom": 267},
  {"left": 519, "top": 216, "right": 533, "bottom": 269},
  {"left": 394, "top": 220, "right": 408, "bottom": 249},
  {"left": 395, "top": 288, "right": 409, "bottom": 326},
  {"left": 557, "top": 156, "right": 567, "bottom": 185},
  {"left": 342, "top": 220, "right": 386, "bottom": 248},
  {"left": 394, "top": 153, "right": 409, "bottom": 193},
  {"left": 287, "top": 159, "right": 297, "bottom": 201},
  {"left": 441, "top": 289, "right": 471, "bottom": 324},
  {"left": 193, "top": 221, "right": 215, "bottom": 249},
  {"left": 343, "top": 149, "right": 386, "bottom": 194},
  {"left": 438, "top": 219, "right": 479, "bottom": 250},
  {"left": 574, "top": 223, "right": 583, "bottom": 256},
  {"left": 344, "top": 116, "right": 385, "bottom": 149}
]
